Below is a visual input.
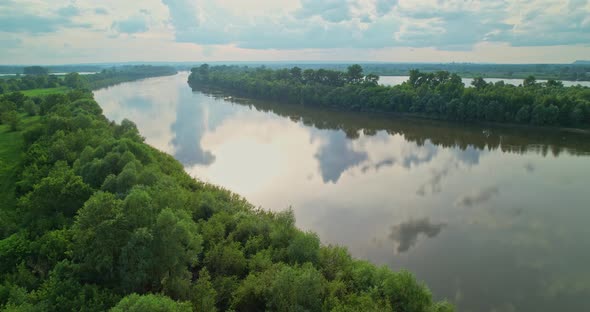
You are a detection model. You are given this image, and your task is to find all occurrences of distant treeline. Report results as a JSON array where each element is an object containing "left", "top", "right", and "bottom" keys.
[
  {"left": 0, "top": 91, "right": 453, "bottom": 311},
  {"left": 0, "top": 65, "right": 177, "bottom": 94},
  {"left": 188, "top": 65, "right": 590, "bottom": 128},
  {"left": 260, "top": 63, "right": 590, "bottom": 81},
  {"left": 0, "top": 65, "right": 104, "bottom": 75}
]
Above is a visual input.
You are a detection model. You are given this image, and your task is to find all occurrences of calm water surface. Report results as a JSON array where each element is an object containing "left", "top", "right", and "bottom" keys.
[
  {"left": 380, "top": 75, "right": 590, "bottom": 87},
  {"left": 95, "top": 73, "right": 590, "bottom": 312}
]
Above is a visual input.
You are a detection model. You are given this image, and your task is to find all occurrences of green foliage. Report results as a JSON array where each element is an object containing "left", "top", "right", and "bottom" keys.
[
  {"left": 1, "top": 110, "right": 20, "bottom": 131},
  {"left": 0, "top": 66, "right": 177, "bottom": 96},
  {"left": 110, "top": 294, "right": 192, "bottom": 312},
  {"left": 23, "top": 66, "right": 49, "bottom": 76},
  {"left": 232, "top": 263, "right": 324, "bottom": 312},
  {"left": 23, "top": 100, "right": 36, "bottom": 116},
  {"left": 188, "top": 65, "right": 590, "bottom": 128},
  {"left": 190, "top": 268, "right": 217, "bottom": 312},
  {"left": 0, "top": 91, "right": 454, "bottom": 311}
]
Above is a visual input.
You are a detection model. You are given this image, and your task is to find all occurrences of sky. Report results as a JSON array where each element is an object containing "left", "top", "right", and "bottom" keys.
[{"left": 1, "top": 0, "right": 589, "bottom": 65}]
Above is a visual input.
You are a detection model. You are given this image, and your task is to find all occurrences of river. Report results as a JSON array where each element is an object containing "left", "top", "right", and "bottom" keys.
[
  {"left": 94, "top": 72, "right": 590, "bottom": 312},
  {"left": 380, "top": 76, "right": 590, "bottom": 87}
]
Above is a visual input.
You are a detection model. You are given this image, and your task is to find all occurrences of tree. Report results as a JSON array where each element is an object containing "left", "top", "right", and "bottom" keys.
[
  {"left": 64, "top": 72, "right": 84, "bottom": 89},
  {"left": 515, "top": 106, "right": 531, "bottom": 123},
  {"left": 346, "top": 64, "right": 364, "bottom": 84},
  {"left": 523, "top": 75, "right": 537, "bottom": 87},
  {"left": 471, "top": 77, "right": 487, "bottom": 89},
  {"left": 153, "top": 208, "right": 202, "bottom": 299},
  {"left": 545, "top": 79, "right": 563, "bottom": 88},
  {"left": 23, "top": 66, "right": 49, "bottom": 76},
  {"left": 290, "top": 67, "right": 302, "bottom": 82},
  {"left": 110, "top": 294, "right": 192, "bottom": 312},
  {"left": 364, "top": 74, "right": 379, "bottom": 86},
  {"left": 23, "top": 99, "right": 37, "bottom": 116},
  {"left": 1, "top": 110, "right": 20, "bottom": 131},
  {"left": 191, "top": 268, "right": 218, "bottom": 312}
]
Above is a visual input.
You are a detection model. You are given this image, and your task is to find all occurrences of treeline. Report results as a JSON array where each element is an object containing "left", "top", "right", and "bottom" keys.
[
  {"left": 261, "top": 63, "right": 590, "bottom": 81},
  {"left": 188, "top": 65, "right": 590, "bottom": 128},
  {"left": 84, "top": 65, "right": 178, "bottom": 90},
  {"left": 202, "top": 90, "right": 590, "bottom": 157},
  {"left": 0, "top": 65, "right": 177, "bottom": 94},
  {"left": 0, "top": 91, "right": 453, "bottom": 311},
  {"left": 0, "top": 65, "right": 103, "bottom": 75}
]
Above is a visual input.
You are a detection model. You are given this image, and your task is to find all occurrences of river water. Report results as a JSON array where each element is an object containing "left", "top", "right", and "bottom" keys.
[
  {"left": 380, "top": 75, "right": 590, "bottom": 87},
  {"left": 94, "top": 72, "right": 590, "bottom": 312}
]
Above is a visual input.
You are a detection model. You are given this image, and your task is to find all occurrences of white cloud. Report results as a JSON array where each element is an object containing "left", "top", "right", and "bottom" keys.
[{"left": 1, "top": 0, "right": 590, "bottom": 64}]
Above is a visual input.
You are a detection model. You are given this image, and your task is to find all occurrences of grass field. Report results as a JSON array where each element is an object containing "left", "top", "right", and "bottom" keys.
[
  {"left": 21, "top": 87, "right": 69, "bottom": 96},
  {"left": 0, "top": 115, "right": 38, "bottom": 236}
]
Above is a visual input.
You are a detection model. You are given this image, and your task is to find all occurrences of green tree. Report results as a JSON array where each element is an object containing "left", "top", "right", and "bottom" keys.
[
  {"left": 23, "top": 66, "right": 49, "bottom": 76},
  {"left": 191, "top": 268, "right": 217, "bottom": 312},
  {"left": 364, "top": 73, "right": 379, "bottom": 86},
  {"left": 346, "top": 65, "right": 364, "bottom": 84},
  {"left": 471, "top": 77, "right": 487, "bottom": 89},
  {"left": 64, "top": 73, "right": 85, "bottom": 89},
  {"left": 523, "top": 75, "right": 537, "bottom": 87},
  {"left": 110, "top": 294, "right": 192, "bottom": 312},
  {"left": 23, "top": 100, "right": 37, "bottom": 116},
  {"left": 19, "top": 163, "right": 92, "bottom": 233},
  {"left": 1, "top": 110, "right": 20, "bottom": 131}
]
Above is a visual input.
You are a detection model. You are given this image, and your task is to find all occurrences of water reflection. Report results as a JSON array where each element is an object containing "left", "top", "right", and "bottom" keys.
[
  {"left": 171, "top": 91, "right": 216, "bottom": 166},
  {"left": 94, "top": 73, "right": 590, "bottom": 312},
  {"left": 455, "top": 186, "right": 500, "bottom": 207},
  {"left": 313, "top": 130, "right": 368, "bottom": 183},
  {"left": 380, "top": 75, "right": 590, "bottom": 88},
  {"left": 389, "top": 218, "right": 447, "bottom": 253}
]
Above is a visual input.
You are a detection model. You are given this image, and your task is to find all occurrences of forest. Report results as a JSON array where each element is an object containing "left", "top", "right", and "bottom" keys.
[
  {"left": 188, "top": 64, "right": 590, "bottom": 128},
  {"left": 0, "top": 65, "right": 177, "bottom": 95},
  {"left": 261, "top": 63, "right": 590, "bottom": 81},
  {"left": 0, "top": 90, "right": 453, "bottom": 311}
]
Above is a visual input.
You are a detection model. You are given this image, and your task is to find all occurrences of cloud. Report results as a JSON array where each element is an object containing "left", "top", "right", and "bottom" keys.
[
  {"left": 158, "top": 0, "right": 590, "bottom": 50},
  {"left": 0, "top": 12, "right": 90, "bottom": 34},
  {"left": 416, "top": 162, "right": 454, "bottom": 196},
  {"left": 455, "top": 186, "right": 500, "bottom": 207},
  {"left": 2, "top": 0, "right": 590, "bottom": 64},
  {"left": 94, "top": 8, "right": 108, "bottom": 15},
  {"left": 453, "top": 146, "right": 481, "bottom": 166},
  {"left": 314, "top": 130, "right": 368, "bottom": 183},
  {"left": 296, "top": 0, "right": 352, "bottom": 22},
  {"left": 0, "top": 37, "right": 21, "bottom": 49},
  {"left": 171, "top": 91, "right": 216, "bottom": 167},
  {"left": 57, "top": 5, "right": 80, "bottom": 17},
  {"left": 112, "top": 15, "right": 149, "bottom": 34},
  {"left": 400, "top": 141, "right": 438, "bottom": 168},
  {"left": 360, "top": 157, "right": 395, "bottom": 173},
  {"left": 524, "top": 162, "right": 535, "bottom": 173},
  {"left": 389, "top": 218, "right": 446, "bottom": 253},
  {"left": 486, "top": 0, "right": 590, "bottom": 46},
  {"left": 375, "top": 0, "right": 399, "bottom": 16}
]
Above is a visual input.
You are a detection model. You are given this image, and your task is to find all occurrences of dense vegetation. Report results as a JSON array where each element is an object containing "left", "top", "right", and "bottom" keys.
[
  {"left": 0, "top": 65, "right": 177, "bottom": 94},
  {"left": 261, "top": 62, "right": 590, "bottom": 81},
  {"left": 0, "top": 65, "right": 103, "bottom": 75},
  {"left": 189, "top": 65, "right": 590, "bottom": 128},
  {"left": 0, "top": 89, "right": 453, "bottom": 311}
]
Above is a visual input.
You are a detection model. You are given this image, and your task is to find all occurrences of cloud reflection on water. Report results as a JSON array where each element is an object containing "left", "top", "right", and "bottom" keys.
[{"left": 389, "top": 218, "right": 447, "bottom": 253}]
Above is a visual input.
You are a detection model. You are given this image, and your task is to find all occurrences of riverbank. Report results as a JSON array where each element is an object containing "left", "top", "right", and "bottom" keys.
[
  {"left": 188, "top": 65, "right": 590, "bottom": 130},
  {"left": 93, "top": 72, "right": 590, "bottom": 311},
  {"left": 0, "top": 88, "right": 453, "bottom": 311}
]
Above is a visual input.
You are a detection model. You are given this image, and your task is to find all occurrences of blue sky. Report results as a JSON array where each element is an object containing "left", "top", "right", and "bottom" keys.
[{"left": 1, "top": 0, "right": 589, "bottom": 64}]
